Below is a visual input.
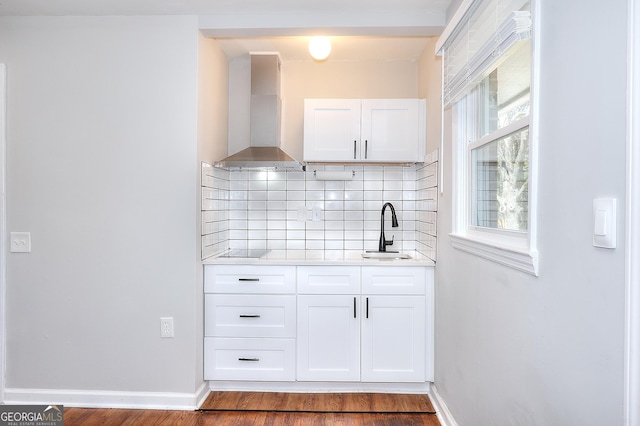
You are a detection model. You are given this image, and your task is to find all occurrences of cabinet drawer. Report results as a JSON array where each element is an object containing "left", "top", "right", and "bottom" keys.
[
  {"left": 204, "top": 265, "right": 295, "bottom": 294},
  {"left": 204, "top": 337, "right": 295, "bottom": 381},
  {"left": 297, "top": 266, "right": 360, "bottom": 294},
  {"left": 361, "top": 266, "right": 426, "bottom": 294},
  {"left": 205, "top": 295, "right": 296, "bottom": 338}
]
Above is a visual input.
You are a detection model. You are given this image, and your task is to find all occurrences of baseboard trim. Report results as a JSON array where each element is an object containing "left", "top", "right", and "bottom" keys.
[
  {"left": 4, "top": 382, "right": 210, "bottom": 411},
  {"left": 208, "top": 381, "right": 432, "bottom": 394},
  {"left": 429, "top": 385, "right": 458, "bottom": 426}
]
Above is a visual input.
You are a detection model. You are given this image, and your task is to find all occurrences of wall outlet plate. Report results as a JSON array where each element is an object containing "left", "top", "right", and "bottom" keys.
[
  {"left": 10, "top": 232, "right": 31, "bottom": 253},
  {"left": 160, "top": 317, "right": 174, "bottom": 338}
]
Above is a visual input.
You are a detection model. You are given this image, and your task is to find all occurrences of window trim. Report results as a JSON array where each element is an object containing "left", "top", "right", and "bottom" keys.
[{"left": 449, "top": 37, "right": 539, "bottom": 276}]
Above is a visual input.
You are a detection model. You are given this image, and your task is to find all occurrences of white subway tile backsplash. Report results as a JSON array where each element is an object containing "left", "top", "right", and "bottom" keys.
[
  {"left": 268, "top": 180, "right": 286, "bottom": 191},
  {"left": 286, "top": 239, "right": 305, "bottom": 250},
  {"left": 285, "top": 191, "right": 305, "bottom": 202},
  {"left": 230, "top": 180, "right": 248, "bottom": 191},
  {"left": 229, "top": 200, "right": 247, "bottom": 210},
  {"left": 344, "top": 240, "right": 364, "bottom": 250},
  {"left": 230, "top": 229, "right": 248, "bottom": 240},
  {"left": 345, "top": 180, "right": 364, "bottom": 191},
  {"left": 363, "top": 181, "right": 382, "bottom": 191},
  {"left": 346, "top": 200, "right": 364, "bottom": 210},
  {"left": 325, "top": 230, "right": 344, "bottom": 240},
  {"left": 324, "top": 211, "right": 344, "bottom": 221},
  {"left": 287, "top": 180, "right": 305, "bottom": 191},
  {"left": 306, "top": 230, "right": 325, "bottom": 240},
  {"left": 267, "top": 200, "right": 287, "bottom": 211},
  {"left": 346, "top": 211, "right": 365, "bottom": 221},
  {"left": 325, "top": 240, "right": 344, "bottom": 250},
  {"left": 202, "top": 157, "right": 438, "bottom": 262},
  {"left": 273, "top": 212, "right": 291, "bottom": 226},
  {"left": 268, "top": 239, "right": 286, "bottom": 250},
  {"left": 306, "top": 240, "right": 324, "bottom": 250},
  {"left": 325, "top": 200, "right": 343, "bottom": 211},
  {"left": 382, "top": 180, "right": 402, "bottom": 192}
]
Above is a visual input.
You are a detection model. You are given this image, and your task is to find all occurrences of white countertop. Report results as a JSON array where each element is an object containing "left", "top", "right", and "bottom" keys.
[{"left": 203, "top": 249, "right": 435, "bottom": 267}]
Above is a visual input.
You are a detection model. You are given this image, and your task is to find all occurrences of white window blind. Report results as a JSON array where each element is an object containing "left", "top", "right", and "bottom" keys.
[{"left": 438, "top": 0, "right": 532, "bottom": 107}]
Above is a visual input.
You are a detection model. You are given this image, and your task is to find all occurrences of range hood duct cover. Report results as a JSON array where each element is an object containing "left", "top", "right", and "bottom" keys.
[{"left": 217, "top": 54, "right": 302, "bottom": 170}]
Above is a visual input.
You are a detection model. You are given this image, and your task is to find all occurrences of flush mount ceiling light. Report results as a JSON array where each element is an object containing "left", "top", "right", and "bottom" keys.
[{"left": 308, "top": 36, "right": 332, "bottom": 61}]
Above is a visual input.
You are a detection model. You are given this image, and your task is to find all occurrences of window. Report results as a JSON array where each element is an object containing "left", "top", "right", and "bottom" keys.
[{"left": 438, "top": 0, "right": 538, "bottom": 275}]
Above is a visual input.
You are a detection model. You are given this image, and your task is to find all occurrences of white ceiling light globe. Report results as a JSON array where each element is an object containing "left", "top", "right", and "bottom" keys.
[{"left": 308, "top": 36, "right": 332, "bottom": 61}]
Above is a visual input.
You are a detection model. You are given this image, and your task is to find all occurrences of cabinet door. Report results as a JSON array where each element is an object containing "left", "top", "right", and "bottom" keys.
[
  {"left": 303, "top": 99, "right": 362, "bottom": 162},
  {"left": 297, "top": 295, "right": 360, "bottom": 381},
  {"left": 361, "top": 295, "right": 426, "bottom": 382},
  {"left": 361, "top": 99, "right": 425, "bottom": 162}
]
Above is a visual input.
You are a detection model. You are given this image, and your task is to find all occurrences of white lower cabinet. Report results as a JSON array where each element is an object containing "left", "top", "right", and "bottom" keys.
[
  {"left": 296, "top": 266, "right": 430, "bottom": 383},
  {"left": 204, "top": 265, "right": 296, "bottom": 381},
  {"left": 204, "top": 264, "right": 434, "bottom": 385},
  {"left": 361, "top": 295, "right": 426, "bottom": 382},
  {"left": 297, "top": 294, "right": 361, "bottom": 381}
]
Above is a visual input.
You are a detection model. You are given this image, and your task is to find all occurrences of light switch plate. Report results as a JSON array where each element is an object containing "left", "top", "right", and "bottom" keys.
[
  {"left": 10, "top": 232, "right": 31, "bottom": 253},
  {"left": 593, "top": 198, "right": 616, "bottom": 249}
]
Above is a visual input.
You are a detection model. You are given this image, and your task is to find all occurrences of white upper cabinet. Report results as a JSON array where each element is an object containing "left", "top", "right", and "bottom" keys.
[{"left": 303, "top": 99, "right": 426, "bottom": 163}]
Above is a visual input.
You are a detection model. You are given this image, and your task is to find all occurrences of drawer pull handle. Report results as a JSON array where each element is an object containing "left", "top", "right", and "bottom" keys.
[
  {"left": 353, "top": 297, "right": 356, "bottom": 318},
  {"left": 238, "top": 357, "right": 260, "bottom": 362},
  {"left": 366, "top": 297, "right": 369, "bottom": 319},
  {"left": 239, "top": 314, "right": 261, "bottom": 318},
  {"left": 238, "top": 278, "right": 260, "bottom": 282}
]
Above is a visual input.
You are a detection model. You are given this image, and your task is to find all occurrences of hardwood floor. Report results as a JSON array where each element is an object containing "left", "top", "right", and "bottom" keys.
[
  {"left": 63, "top": 392, "right": 441, "bottom": 425},
  {"left": 63, "top": 408, "right": 441, "bottom": 425},
  {"left": 201, "top": 391, "right": 436, "bottom": 413}
]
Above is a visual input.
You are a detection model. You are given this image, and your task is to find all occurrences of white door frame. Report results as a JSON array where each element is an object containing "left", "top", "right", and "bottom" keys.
[
  {"left": 626, "top": 1, "right": 640, "bottom": 424},
  {"left": 0, "top": 63, "right": 6, "bottom": 403}
]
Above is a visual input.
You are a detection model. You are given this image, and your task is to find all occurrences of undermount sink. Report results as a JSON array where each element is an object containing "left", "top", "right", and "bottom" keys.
[{"left": 361, "top": 251, "right": 412, "bottom": 260}]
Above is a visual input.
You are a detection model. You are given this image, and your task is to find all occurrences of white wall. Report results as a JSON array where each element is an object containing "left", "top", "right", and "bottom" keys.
[
  {"left": 196, "top": 34, "right": 229, "bottom": 391},
  {"left": 434, "top": 1, "right": 628, "bottom": 424},
  {"left": 0, "top": 16, "right": 204, "bottom": 397}
]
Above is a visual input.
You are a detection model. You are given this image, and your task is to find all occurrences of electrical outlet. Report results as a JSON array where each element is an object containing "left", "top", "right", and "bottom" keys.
[
  {"left": 10, "top": 232, "right": 31, "bottom": 253},
  {"left": 160, "top": 317, "right": 174, "bottom": 338},
  {"left": 312, "top": 205, "right": 322, "bottom": 222}
]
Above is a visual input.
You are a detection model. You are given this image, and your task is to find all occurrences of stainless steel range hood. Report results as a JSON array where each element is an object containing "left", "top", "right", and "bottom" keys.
[{"left": 216, "top": 54, "right": 303, "bottom": 170}]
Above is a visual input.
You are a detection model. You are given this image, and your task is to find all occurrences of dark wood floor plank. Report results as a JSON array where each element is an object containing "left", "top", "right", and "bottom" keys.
[
  {"left": 64, "top": 408, "right": 440, "bottom": 426},
  {"left": 64, "top": 392, "right": 440, "bottom": 426},
  {"left": 202, "top": 391, "right": 434, "bottom": 413}
]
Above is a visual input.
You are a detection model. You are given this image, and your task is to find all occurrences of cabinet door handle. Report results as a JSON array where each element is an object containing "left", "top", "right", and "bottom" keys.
[
  {"left": 365, "top": 140, "right": 368, "bottom": 159},
  {"left": 238, "top": 357, "right": 260, "bottom": 362},
  {"left": 238, "top": 278, "right": 259, "bottom": 282},
  {"left": 353, "top": 140, "right": 357, "bottom": 159},
  {"left": 366, "top": 297, "right": 369, "bottom": 319},
  {"left": 353, "top": 297, "right": 357, "bottom": 318},
  {"left": 239, "top": 314, "right": 261, "bottom": 318}
]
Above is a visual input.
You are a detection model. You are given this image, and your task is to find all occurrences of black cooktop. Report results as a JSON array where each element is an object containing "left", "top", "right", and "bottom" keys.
[{"left": 217, "top": 249, "right": 269, "bottom": 259}]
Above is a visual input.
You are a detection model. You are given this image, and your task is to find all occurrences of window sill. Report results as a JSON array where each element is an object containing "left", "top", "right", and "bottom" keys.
[{"left": 449, "top": 233, "right": 539, "bottom": 276}]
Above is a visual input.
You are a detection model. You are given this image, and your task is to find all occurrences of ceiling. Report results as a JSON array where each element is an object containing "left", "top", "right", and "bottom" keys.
[
  {"left": 214, "top": 36, "right": 437, "bottom": 61},
  {"left": 0, "top": 0, "right": 453, "bottom": 17},
  {"left": 0, "top": 0, "right": 454, "bottom": 61}
]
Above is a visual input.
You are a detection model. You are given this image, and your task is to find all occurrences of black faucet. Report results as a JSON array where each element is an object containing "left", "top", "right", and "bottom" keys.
[{"left": 378, "top": 202, "right": 399, "bottom": 252}]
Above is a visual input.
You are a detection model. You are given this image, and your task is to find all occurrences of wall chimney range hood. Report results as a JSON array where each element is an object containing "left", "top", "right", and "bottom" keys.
[{"left": 216, "top": 54, "right": 303, "bottom": 170}]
